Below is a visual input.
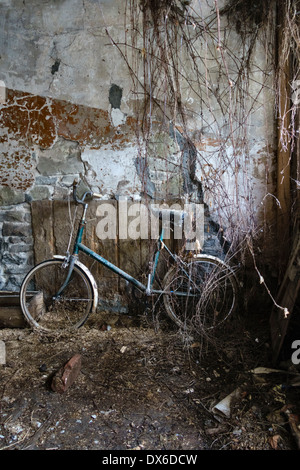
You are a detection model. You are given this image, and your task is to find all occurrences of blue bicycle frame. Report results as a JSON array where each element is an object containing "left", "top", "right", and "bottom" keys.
[
  {"left": 55, "top": 196, "right": 174, "bottom": 299},
  {"left": 54, "top": 181, "right": 192, "bottom": 301},
  {"left": 74, "top": 205, "right": 165, "bottom": 294}
]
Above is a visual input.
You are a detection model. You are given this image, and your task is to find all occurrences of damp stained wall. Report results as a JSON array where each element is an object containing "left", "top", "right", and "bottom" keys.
[{"left": 0, "top": 0, "right": 277, "bottom": 294}]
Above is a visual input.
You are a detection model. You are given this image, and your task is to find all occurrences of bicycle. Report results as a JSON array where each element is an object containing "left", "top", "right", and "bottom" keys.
[{"left": 19, "top": 180, "right": 238, "bottom": 334}]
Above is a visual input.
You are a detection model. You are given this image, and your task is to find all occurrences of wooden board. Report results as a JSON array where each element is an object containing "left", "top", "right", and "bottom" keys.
[{"left": 0, "top": 292, "right": 26, "bottom": 328}]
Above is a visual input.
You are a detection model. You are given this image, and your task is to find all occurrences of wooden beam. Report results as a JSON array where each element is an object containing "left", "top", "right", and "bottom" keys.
[{"left": 276, "top": 2, "right": 291, "bottom": 276}]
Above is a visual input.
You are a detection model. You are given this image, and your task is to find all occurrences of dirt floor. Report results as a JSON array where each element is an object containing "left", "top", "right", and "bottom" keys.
[{"left": 0, "top": 304, "right": 300, "bottom": 452}]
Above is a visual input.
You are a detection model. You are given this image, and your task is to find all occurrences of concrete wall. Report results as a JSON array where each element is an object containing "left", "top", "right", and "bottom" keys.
[{"left": 0, "top": 0, "right": 277, "bottom": 296}]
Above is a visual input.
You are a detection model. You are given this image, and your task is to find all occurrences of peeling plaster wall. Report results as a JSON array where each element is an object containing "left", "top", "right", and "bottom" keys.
[{"left": 0, "top": 0, "right": 277, "bottom": 293}]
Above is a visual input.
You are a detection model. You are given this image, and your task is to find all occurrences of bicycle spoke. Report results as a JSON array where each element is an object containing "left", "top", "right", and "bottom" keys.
[
  {"left": 20, "top": 259, "right": 94, "bottom": 333},
  {"left": 163, "top": 255, "right": 237, "bottom": 333}
]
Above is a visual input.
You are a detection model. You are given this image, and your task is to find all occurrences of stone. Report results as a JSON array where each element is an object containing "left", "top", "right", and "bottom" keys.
[
  {"left": 26, "top": 185, "right": 52, "bottom": 202},
  {"left": 37, "top": 138, "right": 84, "bottom": 176},
  {"left": 51, "top": 354, "right": 82, "bottom": 394},
  {"left": 0, "top": 209, "right": 28, "bottom": 223},
  {"left": 2, "top": 251, "right": 29, "bottom": 264},
  {"left": 0, "top": 187, "right": 25, "bottom": 206},
  {"left": 2, "top": 222, "right": 32, "bottom": 238}
]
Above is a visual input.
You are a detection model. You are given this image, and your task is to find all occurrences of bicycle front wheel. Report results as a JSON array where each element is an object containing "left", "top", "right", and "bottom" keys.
[
  {"left": 20, "top": 259, "right": 94, "bottom": 334},
  {"left": 163, "top": 254, "right": 238, "bottom": 331}
]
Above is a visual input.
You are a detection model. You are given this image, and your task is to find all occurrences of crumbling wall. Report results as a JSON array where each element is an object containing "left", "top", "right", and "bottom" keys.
[{"left": 0, "top": 0, "right": 278, "bottom": 297}]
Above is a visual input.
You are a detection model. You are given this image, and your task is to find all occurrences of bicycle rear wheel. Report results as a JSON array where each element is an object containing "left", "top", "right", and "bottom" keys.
[
  {"left": 163, "top": 254, "right": 238, "bottom": 331},
  {"left": 20, "top": 259, "right": 94, "bottom": 333}
]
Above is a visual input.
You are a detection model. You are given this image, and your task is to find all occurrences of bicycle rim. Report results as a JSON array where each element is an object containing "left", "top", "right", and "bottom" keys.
[
  {"left": 20, "top": 259, "right": 94, "bottom": 333},
  {"left": 163, "top": 255, "right": 237, "bottom": 331}
]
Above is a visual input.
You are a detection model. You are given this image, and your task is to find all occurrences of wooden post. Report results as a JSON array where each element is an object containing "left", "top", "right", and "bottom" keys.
[
  {"left": 270, "top": 0, "right": 300, "bottom": 363},
  {"left": 276, "top": 3, "right": 291, "bottom": 277}
]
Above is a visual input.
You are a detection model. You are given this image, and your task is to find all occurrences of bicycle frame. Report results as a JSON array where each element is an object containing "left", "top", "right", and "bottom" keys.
[{"left": 56, "top": 196, "right": 179, "bottom": 300}]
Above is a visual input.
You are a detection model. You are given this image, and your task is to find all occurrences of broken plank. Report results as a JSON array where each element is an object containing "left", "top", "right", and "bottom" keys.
[{"left": 0, "top": 306, "right": 26, "bottom": 328}]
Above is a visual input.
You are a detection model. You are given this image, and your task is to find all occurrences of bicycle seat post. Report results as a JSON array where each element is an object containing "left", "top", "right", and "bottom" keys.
[{"left": 146, "top": 274, "right": 151, "bottom": 295}]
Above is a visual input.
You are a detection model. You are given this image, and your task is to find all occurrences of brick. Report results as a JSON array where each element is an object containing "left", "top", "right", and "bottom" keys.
[{"left": 51, "top": 354, "right": 82, "bottom": 394}]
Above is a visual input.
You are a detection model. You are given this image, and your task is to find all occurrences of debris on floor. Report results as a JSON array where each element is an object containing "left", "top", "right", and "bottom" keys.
[
  {"left": 0, "top": 310, "right": 300, "bottom": 450},
  {"left": 51, "top": 354, "right": 82, "bottom": 394}
]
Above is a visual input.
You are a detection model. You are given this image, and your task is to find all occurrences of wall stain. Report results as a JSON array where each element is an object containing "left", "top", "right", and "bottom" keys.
[
  {"left": 0, "top": 88, "right": 137, "bottom": 190},
  {"left": 109, "top": 84, "right": 123, "bottom": 109}
]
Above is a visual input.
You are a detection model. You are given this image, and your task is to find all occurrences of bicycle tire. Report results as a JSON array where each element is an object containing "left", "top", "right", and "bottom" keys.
[
  {"left": 20, "top": 259, "right": 94, "bottom": 333},
  {"left": 163, "top": 254, "right": 238, "bottom": 331}
]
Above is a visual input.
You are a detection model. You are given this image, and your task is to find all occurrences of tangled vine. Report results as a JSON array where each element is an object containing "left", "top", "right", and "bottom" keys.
[{"left": 105, "top": 0, "right": 299, "bottom": 320}]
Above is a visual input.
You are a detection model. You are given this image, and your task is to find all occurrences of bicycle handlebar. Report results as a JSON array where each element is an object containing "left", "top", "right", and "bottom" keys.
[{"left": 72, "top": 179, "right": 102, "bottom": 205}]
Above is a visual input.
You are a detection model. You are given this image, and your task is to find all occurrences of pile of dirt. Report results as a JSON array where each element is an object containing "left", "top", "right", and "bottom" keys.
[{"left": 0, "top": 310, "right": 299, "bottom": 451}]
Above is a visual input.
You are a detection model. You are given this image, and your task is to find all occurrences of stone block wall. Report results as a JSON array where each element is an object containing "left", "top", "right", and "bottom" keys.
[{"left": 0, "top": 203, "right": 33, "bottom": 291}]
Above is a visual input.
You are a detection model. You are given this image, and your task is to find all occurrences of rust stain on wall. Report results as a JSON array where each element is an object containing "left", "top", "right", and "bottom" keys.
[
  {"left": 0, "top": 90, "right": 56, "bottom": 148},
  {"left": 0, "top": 88, "right": 137, "bottom": 190},
  {"left": 0, "top": 148, "right": 35, "bottom": 191}
]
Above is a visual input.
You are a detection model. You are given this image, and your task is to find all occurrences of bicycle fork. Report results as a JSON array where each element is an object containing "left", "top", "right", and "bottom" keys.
[
  {"left": 146, "top": 229, "right": 165, "bottom": 295},
  {"left": 53, "top": 255, "right": 77, "bottom": 300}
]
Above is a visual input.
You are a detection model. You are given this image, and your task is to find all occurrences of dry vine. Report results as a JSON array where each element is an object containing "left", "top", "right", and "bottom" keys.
[
  {"left": 104, "top": 0, "right": 299, "bottom": 333},
  {"left": 112, "top": 0, "right": 276, "bottom": 246}
]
